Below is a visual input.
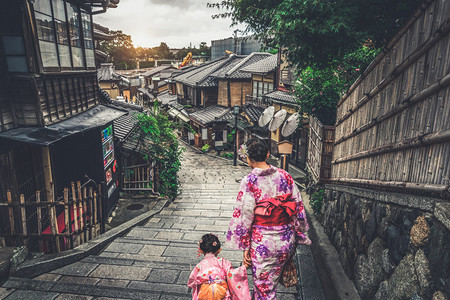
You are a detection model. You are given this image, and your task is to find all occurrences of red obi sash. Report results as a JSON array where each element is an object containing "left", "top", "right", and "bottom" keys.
[{"left": 253, "top": 193, "right": 296, "bottom": 226}]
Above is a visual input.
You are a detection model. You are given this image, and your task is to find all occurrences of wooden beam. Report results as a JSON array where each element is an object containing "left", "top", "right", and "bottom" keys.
[{"left": 41, "top": 146, "right": 53, "bottom": 202}]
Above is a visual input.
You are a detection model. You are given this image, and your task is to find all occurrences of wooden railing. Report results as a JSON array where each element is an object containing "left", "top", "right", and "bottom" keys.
[
  {"left": 306, "top": 116, "right": 335, "bottom": 184},
  {"left": 0, "top": 181, "right": 104, "bottom": 253},
  {"left": 245, "top": 95, "right": 271, "bottom": 108},
  {"left": 122, "top": 163, "right": 158, "bottom": 194}
]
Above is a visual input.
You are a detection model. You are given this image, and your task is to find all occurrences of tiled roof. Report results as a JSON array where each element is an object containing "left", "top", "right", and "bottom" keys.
[
  {"left": 243, "top": 105, "right": 265, "bottom": 124},
  {"left": 189, "top": 105, "right": 230, "bottom": 125},
  {"left": 211, "top": 53, "right": 273, "bottom": 79},
  {"left": 122, "top": 128, "right": 154, "bottom": 154},
  {"left": 241, "top": 54, "right": 278, "bottom": 74},
  {"left": 110, "top": 99, "right": 144, "bottom": 142},
  {"left": 157, "top": 91, "right": 177, "bottom": 106},
  {"left": 137, "top": 87, "right": 154, "bottom": 99},
  {"left": 97, "top": 63, "right": 122, "bottom": 81},
  {"left": 214, "top": 104, "right": 263, "bottom": 129},
  {"left": 142, "top": 65, "right": 174, "bottom": 78},
  {"left": 263, "top": 90, "right": 298, "bottom": 105},
  {"left": 114, "top": 110, "right": 140, "bottom": 142},
  {"left": 174, "top": 57, "right": 230, "bottom": 87}
]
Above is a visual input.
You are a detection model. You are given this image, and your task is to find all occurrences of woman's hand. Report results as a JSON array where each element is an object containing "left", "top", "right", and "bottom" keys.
[{"left": 243, "top": 250, "right": 252, "bottom": 268}]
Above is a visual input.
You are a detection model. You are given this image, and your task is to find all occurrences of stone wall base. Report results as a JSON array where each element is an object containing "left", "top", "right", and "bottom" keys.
[{"left": 317, "top": 184, "right": 449, "bottom": 300}]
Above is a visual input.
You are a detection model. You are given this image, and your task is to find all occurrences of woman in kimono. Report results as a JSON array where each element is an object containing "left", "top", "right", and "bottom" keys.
[
  {"left": 188, "top": 233, "right": 251, "bottom": 300},
  {"left": 226, "top": 139, "right": 311, "bottom": 300}
]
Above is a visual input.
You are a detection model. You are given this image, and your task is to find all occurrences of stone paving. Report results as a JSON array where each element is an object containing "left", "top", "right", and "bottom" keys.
[{"left": 0, "top": 146, "right": 319, "bottom": 299}]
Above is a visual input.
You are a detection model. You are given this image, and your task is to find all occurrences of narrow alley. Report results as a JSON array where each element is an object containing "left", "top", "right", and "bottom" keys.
[{"left": 1, "top": 146, "right": 307, "bottom": 299}]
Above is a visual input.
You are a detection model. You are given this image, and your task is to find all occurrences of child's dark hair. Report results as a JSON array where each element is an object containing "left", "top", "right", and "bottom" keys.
[
  {"left": 199, "top": 233, "right": 221, "bottom": 254},
  {"left": 245, "top": 138, "right": 269, "bottom": 162}
]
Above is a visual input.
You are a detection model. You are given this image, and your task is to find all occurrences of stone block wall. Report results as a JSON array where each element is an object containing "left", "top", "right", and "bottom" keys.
[{"left": 317, "top": 184, "right": 449, "bottom": 300}]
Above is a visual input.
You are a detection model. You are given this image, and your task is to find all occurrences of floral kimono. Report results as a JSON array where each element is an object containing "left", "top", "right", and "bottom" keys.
[
  {"left": 188, "top": 253, "right": 251, "bottom": 300},
  {"left": 226, "top": 166, "right": 310, "bottom": 300}
]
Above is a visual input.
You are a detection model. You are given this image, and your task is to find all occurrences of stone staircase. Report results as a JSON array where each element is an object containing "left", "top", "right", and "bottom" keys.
[{"left": 1, "top": 148, "right": 301, "bottom": 299}]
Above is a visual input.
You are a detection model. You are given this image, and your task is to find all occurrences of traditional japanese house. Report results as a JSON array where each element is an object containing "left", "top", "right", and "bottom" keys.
[
  {"left": 93, "top": 23, "right": 114, "bottom": 66},
  {"left": 0, "top": 0, "right": 124, "bottom": 248},
  {"left": 142, "top": 65, "right": 177, "bottom": 93},
  {"left": 213, "top": 53, "right": 273, "bottom": 108},
  {"left": 97, "top": 63, "right": 130, "bottom": 100}
]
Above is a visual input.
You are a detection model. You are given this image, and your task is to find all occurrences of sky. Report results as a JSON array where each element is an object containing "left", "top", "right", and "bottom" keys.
[{"left": 94, "top": 0, "right": 245, "bottom": 49}]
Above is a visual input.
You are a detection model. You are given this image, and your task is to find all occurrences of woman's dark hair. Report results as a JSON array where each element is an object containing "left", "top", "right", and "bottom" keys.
[
  {"left": 245, "top": 138, "right": 269, "bottom": 162},
  {"left": 199, "top": 233, "right": 221, "bottom": 254}
]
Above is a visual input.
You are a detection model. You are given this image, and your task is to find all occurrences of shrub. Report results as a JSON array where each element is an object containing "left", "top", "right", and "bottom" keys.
[
  {"left": 201, "top": 144, "right": 210, "bottom": 153},
  {"left": 310, "top": 189, "right": 325, "bottom": 215},
  {"left": 220, "top": 152, "right": 234, "bottom": 159}
]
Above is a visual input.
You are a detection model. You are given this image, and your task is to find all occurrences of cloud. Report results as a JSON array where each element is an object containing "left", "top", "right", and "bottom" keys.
[
  {"left": 148, "top": 0, "right": 192, "bottom": 9},
  {"left": 94, "top": 0, "right": 244, "bottom": 48}
]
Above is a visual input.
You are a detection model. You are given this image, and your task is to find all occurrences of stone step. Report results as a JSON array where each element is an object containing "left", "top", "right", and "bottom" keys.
[{"left": 2, "top": 276, "right": 190, "bottom": 300}]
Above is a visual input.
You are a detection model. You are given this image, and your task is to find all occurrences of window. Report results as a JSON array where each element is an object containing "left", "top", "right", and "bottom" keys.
[
  {"left": 33, "top": 0, "right": 94, "bottom": 71},
  {"left": 35, "top": 10, "right": 59, "bottom": 68},
  {"left": 2, "top": 36, "right": 28, "bottom": 72},
  {"left": 66, "top": 3, "right": 84, "bottom": 68},
  {"left": 53, "top": 0, "right": 71, "bottom": 67},
  {"left": 81, "top": 11, "right": 95, "bottom": 68}
]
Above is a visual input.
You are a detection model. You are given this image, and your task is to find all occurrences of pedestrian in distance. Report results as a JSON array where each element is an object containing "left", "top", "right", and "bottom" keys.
[
  {"left": 226, "top": 138, "right": 311, "bottom": 299},
  {"left": 188, "top": 233, "right": 252, "bottom": 299}
]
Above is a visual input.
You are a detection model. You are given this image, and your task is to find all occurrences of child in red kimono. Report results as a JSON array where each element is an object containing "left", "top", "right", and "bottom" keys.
[{"left": 188, "top": 234, "right": 251, "bottom": 300}]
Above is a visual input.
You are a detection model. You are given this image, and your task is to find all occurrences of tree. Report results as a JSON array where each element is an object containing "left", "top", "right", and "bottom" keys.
[
  {"left": 136, "top": 103, "right": 184, "bottom": 199},
  {"left": 100, "top": 30, "right": 137, "bottom": 69},
  {"left": 208, "top": 0, "right": 420, "bottom": 68},
  {"left": 208, "top": 0, "right": 420, "bottom": 125},
  {"left": 154, "top": 42, "right": 174, "bottom": 59}
]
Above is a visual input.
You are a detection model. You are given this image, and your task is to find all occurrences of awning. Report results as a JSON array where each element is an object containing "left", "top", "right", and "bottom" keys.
[
  {"left": 0, "top": 105, "right": 127, "bottom": 146},
  {"left": 168, "top": 108, "right": 190, "bottom": 123}
]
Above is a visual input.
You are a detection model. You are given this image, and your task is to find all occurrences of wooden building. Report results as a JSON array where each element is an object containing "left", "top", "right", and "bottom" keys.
[
  {"left": 0, "top": 0, "right": 123, "bottom": 247},
  {"left": 97, "top": 63, "right": 130, "bottom": 100}
]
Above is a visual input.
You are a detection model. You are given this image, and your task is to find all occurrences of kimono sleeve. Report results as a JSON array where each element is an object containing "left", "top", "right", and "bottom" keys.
[
  {"left": 226, "top": 176, "right": 255, "bottom": 250},
  {"left": 291, "top": 181, "right": 312, "bottom": 245},
  {"left": 223, "top": 260, "right": 251, "bottom": 300},
  {"left": 187, "top": 264, "right": 202, "bottom": 299}
]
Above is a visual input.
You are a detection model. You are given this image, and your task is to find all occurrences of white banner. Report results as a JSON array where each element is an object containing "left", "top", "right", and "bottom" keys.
[{"left": 202, "top": 128, "right": 208, "bottom": 140}]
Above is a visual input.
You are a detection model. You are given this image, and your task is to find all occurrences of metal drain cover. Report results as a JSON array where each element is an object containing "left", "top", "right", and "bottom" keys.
[{"left": 127, "top": 203, "right": 144, "bottom": 210}]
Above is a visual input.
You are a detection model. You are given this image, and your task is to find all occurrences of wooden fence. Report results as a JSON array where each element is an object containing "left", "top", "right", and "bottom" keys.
[
  {"left": 122, "top": 163, "right": 157, "bottom": 193},
  {"left": 306, "top": 116, "right": 335, "bottom": 184},
  {"left": 331, "top": 0, "right": 450, "bottom": 198},
  {"left": 0, "top": 181, "right": 104, "bottom": 253}
]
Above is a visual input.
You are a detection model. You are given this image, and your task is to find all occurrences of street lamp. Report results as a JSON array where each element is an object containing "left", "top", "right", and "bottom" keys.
[{"left": 233, "top": 105, "right": 240, "bottom": 166}]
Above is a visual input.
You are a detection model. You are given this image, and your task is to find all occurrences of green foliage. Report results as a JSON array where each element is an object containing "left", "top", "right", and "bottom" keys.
[
  {"left": 139, "top": 61, "right": 155, "bottom": 68},
  {"left": 221, "top": 152, "right": 234, "bottom": 159},
  {"left": 208, "top": 0, "right": 420, "bottom": 68},
  {"left": 137, "top": 103, "right": 183, "bottom": 199},
  {"left": 201, "top": 144, "right": 210, "bottom": 153},
  {"left": 294, "top": 45, "right": 380, "bottom": 125},
  {"left": 310, "top": 189, "right": 325, "bottom": 215},
  {"left": 227, "top": 133, "right": 233, "bottom": 143},
  {"left": 175, "top": 42, "right": 211, "bottom": 60}
]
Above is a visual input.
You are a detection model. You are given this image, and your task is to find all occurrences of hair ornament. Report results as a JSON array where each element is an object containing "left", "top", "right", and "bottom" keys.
[
  {"left": 212, "top": 241, "right": 217, "bottom": 247},
  {"left": 238, "top": 144, "right": 248, "bottom": 159}
]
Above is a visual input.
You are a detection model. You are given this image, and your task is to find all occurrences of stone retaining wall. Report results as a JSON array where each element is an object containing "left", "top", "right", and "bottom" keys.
[{"left": 317, "top": 184, "right": 449, "bottom": 300}]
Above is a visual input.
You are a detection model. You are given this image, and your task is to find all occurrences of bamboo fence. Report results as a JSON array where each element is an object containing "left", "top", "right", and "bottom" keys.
[
  {"left": 307, "top": 116, "right": 335, "bottom": 183},
  {"left": 0, "top": 181, "right": 104, "bottom": 253},
  {"left": 332, "top": 0, "right": 450, "bottom": 198}
]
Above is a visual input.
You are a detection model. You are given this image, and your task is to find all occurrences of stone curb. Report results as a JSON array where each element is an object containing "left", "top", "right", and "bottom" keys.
[
  {"left": 10, "top": 199, "right": 169, "bottom": 279},
  {"left": 300, "top": 190, "right": 361, "bottom": 300}
]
